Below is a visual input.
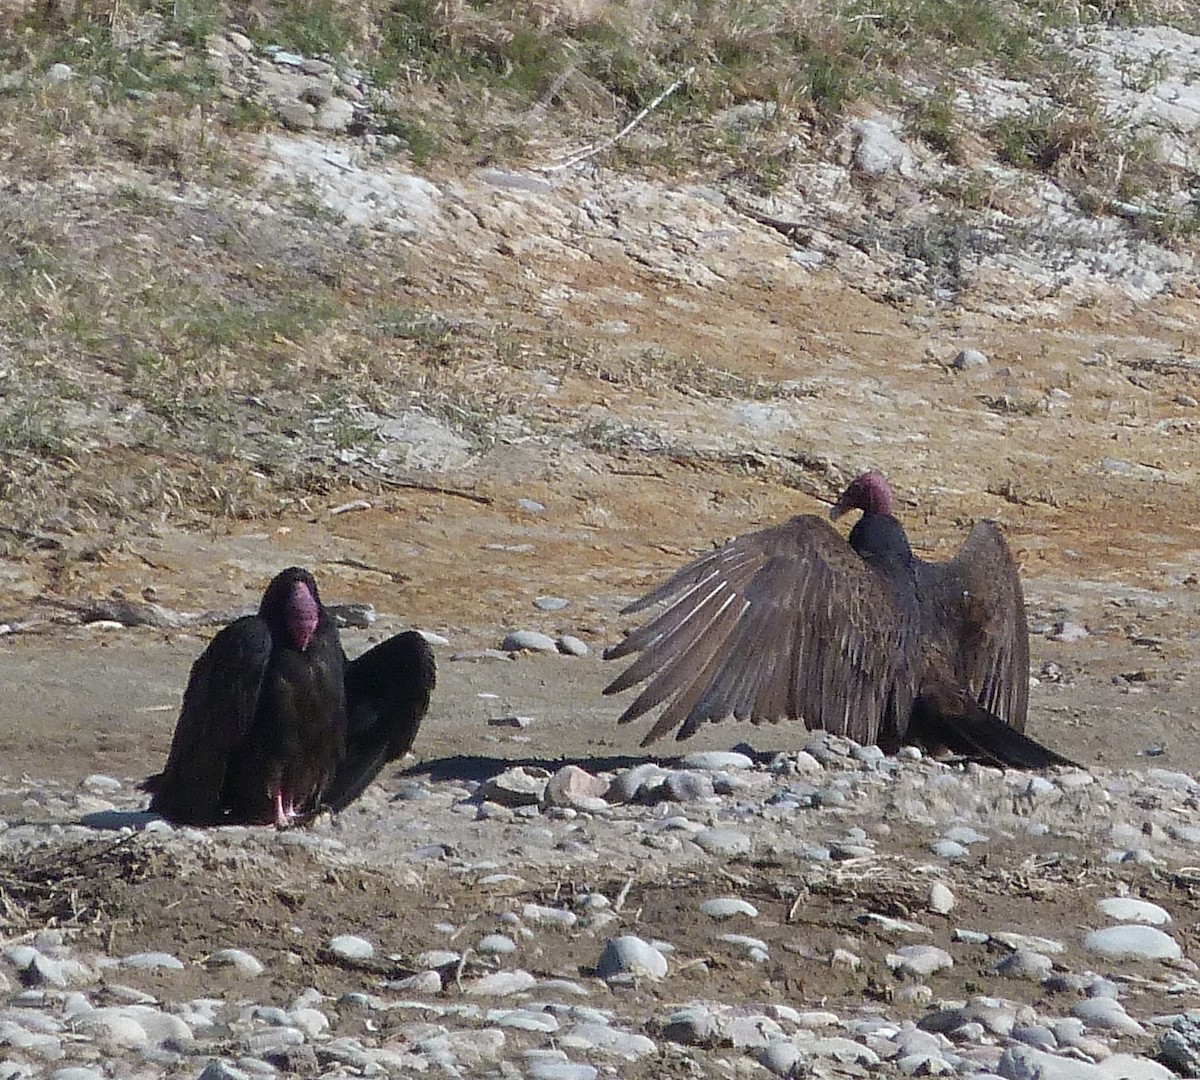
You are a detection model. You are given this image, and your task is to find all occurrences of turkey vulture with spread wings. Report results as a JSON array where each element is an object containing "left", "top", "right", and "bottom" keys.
[
  {"left": 142, "top": 568, "right": 436, "bottom": 826},
  {"left": 604, "top": 472, "right": 1074, "bottom": 768}
]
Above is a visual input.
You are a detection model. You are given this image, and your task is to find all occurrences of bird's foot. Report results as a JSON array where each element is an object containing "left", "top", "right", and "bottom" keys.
[
  {"left": 272, "top": 789, "right": 302, "bottom": 829},
  {"left": 273, "top": 790, "right": 309, "bottom": 830}
]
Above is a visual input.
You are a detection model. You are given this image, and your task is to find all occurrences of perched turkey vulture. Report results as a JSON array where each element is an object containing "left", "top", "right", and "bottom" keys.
[
  {"left": 603, "top": 471, "right": 1075, "bottom": 768},
  {"left": 142, "top": 568, "right": 436, "bottom": 826}
]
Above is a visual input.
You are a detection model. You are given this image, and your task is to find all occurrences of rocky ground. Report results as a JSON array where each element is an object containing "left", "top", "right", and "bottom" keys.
[{"left": 5, "top": 3, "right": 1200, "bottom": 1079}]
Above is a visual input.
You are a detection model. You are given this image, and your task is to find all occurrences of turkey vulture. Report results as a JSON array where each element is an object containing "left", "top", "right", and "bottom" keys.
[
  {"left": 143, "top": 568, "right": 436, "bottom": 826},
  {"left": 603, "top": 471, "right": 1075, "bottom": 768}
]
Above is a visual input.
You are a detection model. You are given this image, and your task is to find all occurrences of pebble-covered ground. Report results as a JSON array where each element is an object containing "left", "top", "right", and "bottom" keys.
[
  {"left": 5, "top": 10, "right": 1200, "bottom": 1080},
  {"left": 4, "top": 674, "right": 1200, "bottom": 1080}
]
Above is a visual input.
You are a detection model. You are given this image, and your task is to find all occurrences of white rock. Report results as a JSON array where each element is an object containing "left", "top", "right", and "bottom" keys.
[
  {"left": 465, "top": 970, "right": 537, "bottom": 995},
  {"left": 502, "top": 630, "right": 558, "bottom": 653},
  {"left": 1000, "top": 1044, "right": 1110, "bottom": 1080},
  {"left": 72, "top": 1008, "right": 148, "bottom": 1051},
  {"left": 526, "top": 1063, "right": 598, "bottom": 1080},
  {"left": 1072, "top": 998, "right": 1146, "bottom": 1036},
  {"left": 556, "top": 635, "right": 589, "bottom": 656},
  {"left": 681, "top": 751, "right": 754, "bottom": 771},
  {"left": 1083, "top": 925, "right": 1182, "bottom": 961},
  {"left": 483, "top": 766, "right": 550, "bottom": 806},
  {"left": 559, "top": 1022, "right": 657, "bottom": 1058},
  {"left": 488, "top": 1008, "right": 559, "bottom": 1033},
  {"left": 596, "top": 936, "right": 668, "bottom": 980},
  {"left": 205, "top": 949, "right": 265, "bottom": 977},
  {"left": 991, "top": 931, "right": 1066, "bottom": 955},
  {"left": 760, "top": 1038, "right": 803, "bottom": 1076},
  {"left": 887, "top": 945, "right": 953, "bottom": 978},
  {"left": 1098, "top": 1055, "right": 1177, "bottom": 1080},
  {"left": 198, "top": 1062, "right": 254, "bottom": 1080},
  {"left": 928, "top": 883, "right": 955, "bottom": 914},
  {"left": 700, "top": 897, "right": 758, "bottom": 920},
  {"left": 329, "top": 935, "right": 375, "bottom": 962},
  {"left": 289, "top": 1007, "right": 330, "bottom": 1037},
  {"left": 1096, "top": 897, "right": 1171, "bottom": 925},
  {"left": 953, "top": 348, "right": 989, "bottom": 369},
  {"left": 120, "top": 1004, "right": 192, "bottom": 1047},
  {"left": 522, "top": 903, "right": 577, "bottom": 929},
  {"left": 478, "top": 934, "right": 517, "bottom": 956},
  {"left": 693, "top": 827, "right": 752, "bottom": 857}
]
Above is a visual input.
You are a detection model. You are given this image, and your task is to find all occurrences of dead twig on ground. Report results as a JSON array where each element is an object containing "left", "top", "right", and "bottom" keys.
[
  {"left": 378, "top": 477, "right": 494, "bottom": 506},
  {"left": 540, "top": 67, "right": 696, "bottom": 173}
]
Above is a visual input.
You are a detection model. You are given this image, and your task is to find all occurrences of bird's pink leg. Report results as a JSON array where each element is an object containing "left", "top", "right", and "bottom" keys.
[{"left": 273, "top": 788, "right": 290, "bottom": 829}]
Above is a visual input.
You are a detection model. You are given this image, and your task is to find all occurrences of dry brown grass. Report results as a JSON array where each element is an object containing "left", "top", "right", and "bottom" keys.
[{"left": 0, "top": 0, "right": 1195, "bottom": 550}]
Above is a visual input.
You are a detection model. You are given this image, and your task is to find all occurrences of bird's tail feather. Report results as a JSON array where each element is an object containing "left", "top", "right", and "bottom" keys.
[{"left": 909, "top": 689, "right": 1078, "bottom": 769}]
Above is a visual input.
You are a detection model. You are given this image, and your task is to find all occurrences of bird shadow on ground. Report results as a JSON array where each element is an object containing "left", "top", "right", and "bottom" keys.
[
  {"left": 80, "top": 809, "right": 159, "bottom": 830},
  {"left": 402, "top": 746, "right": 786, "bottom": 784}
]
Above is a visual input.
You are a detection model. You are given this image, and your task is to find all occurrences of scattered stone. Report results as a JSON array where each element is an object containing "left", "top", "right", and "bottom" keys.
[
  {"left": 953, "top": 348, "right": 989, "bottom": 370},
  {"left": 718, "top": 934, "right": 770, "bottom": 963},
  {"left": 993, "top": 949, "right": 1054, "bottom": 981},
  {"left": 990, "top": 932, "right": 1065, "bottom": 955},
  {"left": 481, "top": 766, "right": 550, "bottom": 807},
  {"left": 693, "top": 827, "right": 752, "bottom": 857},
  {"left": 205, "top": 949, "right": 265, "bottom": 977},
  {"left": 478, "top": 934, "right": 517, "bottom": 956},
  {"left": 700, "top": 897, "right": 758, "bottom": 920},
  {"left": 544, "top": 765, "right": 609, "bottom": 809},
  {"left": 887, "top": 946, "right": 953, "bottom": 978},
  {"left": 1072, "top": 997, "right": 1146, "bottom": 1037},
  {"left": 328, "top": 936, "right": 375, "bottom": 962},
  {"left": 465, "top": 971, "right": 537, "bottom": 996},
  {"left": 502, "top": 630, "right": 558, "bottom": 653},
  {"left": 522, "top": 903, "right": 577, "bottom": 929},
  {"left": 556, "top": 635, "right": 589, "bottom": 656},
  {"left": 1096, "top": 897, "right": 1171, "bottom": 925},
  {"left": 559, "top": 1022, "right": 657, "bottom": 1059},
  {"left": 681, "top": 751, "right": 754, "bottom": 771},
  {"left": 534, "top": 596, "right": 569, "bottom": 611},
  {"left": 1083, "top": 925, "right": 1182, "bottom": 961},
  {"left": 596, "top": 937, "right": 668, "bottom": 980},
  {"left": 1051, "top": 621, "right": 1089, "bottom": 642},
  {"left": 928, "top": 883, "right": 955, "bottom": 914}
]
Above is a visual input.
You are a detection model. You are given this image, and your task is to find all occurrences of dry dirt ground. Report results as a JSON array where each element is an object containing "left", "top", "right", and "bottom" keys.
[{"left": 4, "top": 218, "right": 1200, "bottom": 1067}]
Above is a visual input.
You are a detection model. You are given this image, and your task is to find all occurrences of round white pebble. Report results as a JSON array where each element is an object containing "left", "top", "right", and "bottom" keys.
[
  {"left": 1097, "top": 897, "right": 1171, "bottom": 926},
  {"left": 597, "top": 936, "right": 668, "bottom": 980},
  {"left": 1083, "top": 925, "right": 1182, "bottom": 961},
  {"left": 700, "top": 897, "right": 759, "bottom": 920},
  {"left": 329, "top": 935, "right": 375, "bottom": 962}
]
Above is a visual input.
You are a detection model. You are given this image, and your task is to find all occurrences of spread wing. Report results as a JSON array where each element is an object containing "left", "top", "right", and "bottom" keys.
[
  {"left": 603, "top": 515, "right": 921, "bottom": 747},
  {"left": 144, "top": 616, "right": 272, "bottom": 825},
  {"left": 917, "top": 521, "right": 1029, "bottom": 731},
  {"left": 322, "top": 631, "right": 437, "bottom": 813}
]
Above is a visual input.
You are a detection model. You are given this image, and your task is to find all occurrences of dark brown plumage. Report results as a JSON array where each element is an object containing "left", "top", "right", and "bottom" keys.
[
  {"left": 604, "top": 471, "right": 1075, "bottom": 768},
  {"left": 142, "top": 568, "right": 437, "bottom": 826},
  {"left": 321, "top": 630, "right": 437, "bottom": 814}
]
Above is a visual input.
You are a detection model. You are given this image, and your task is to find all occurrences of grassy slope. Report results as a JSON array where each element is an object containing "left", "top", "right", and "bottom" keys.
[{"left": 0, "top": 0, "right": 1197, "bottom": 550}]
